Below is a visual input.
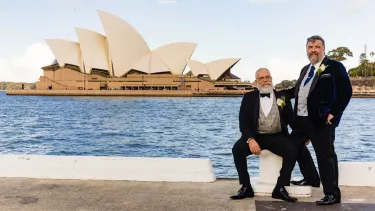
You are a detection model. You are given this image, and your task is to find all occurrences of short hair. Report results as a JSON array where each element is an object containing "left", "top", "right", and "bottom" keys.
[
  {"left": 306, "top": 35, "right": 325, "bottom": 47},
  {"left": 255, "top": 68, "right": 270, "bottom": 79}
]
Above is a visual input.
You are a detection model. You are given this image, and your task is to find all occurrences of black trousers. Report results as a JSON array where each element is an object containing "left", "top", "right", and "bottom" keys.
[
  {"left": 232, "top": 132, "right": 298, "bottom": 187},
  {"left": 291, "top": 116, "right": 340, "bottom": 198}
]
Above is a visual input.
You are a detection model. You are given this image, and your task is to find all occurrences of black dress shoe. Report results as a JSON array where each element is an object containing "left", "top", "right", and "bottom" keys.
[
  {"left": 230, "top": 185, "right": 254, "bottom": 200},
  {"left": 272, "top": 187, "right": 297, "bottom": 203},
  {"left": 316, "top": 194, "right": 341, "bottom": 205},
  {"left": 290, "top": 179, "right": 320, "bottom": 188}
]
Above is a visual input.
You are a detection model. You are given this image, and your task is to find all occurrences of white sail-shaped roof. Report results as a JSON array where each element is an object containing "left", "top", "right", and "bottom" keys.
[
  {"left": 75, "top": 28, "right": 111, "bottom": 75},
  {"left": 207, "top": 58, "right": 240, "bottom": 80},
  {"left": 185, "top": 59, "right": 208, "bottom": 76},
  {"left": 153, "top": 42, "right": 197, "bottom": 75},
  {"left": 97, "top": 10, "right": 150, "bottom": 77},
  {"left": 132, "top": 53, "right": 172, "bottom": 74},
  {"left": 131, "top": 54, "right": 151, "bottom": 74},
  {"left": 45, "top": 39, "right": 84, "bottom": 72},
  {"left": 149, "top": 53, "right": 172, "bottom": 74},
  {"left": 186, "top": 58, "right": 240, "bottom": 80}
]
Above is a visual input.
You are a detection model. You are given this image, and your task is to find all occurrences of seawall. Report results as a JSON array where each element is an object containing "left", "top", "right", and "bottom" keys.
[
  {"left": 0, "top": 155, "right": 216, "bottom": 182},
  {"left": 5, "top": 89, "right": 375, "bottom": 97},
  {"left": 6, "top": 90, "right": 195, "bottom": 97},
  {"left": 5, "top": 89, "right": 247, "bottom": 97},
  {"left": 0, "top": 154, "right": 374, "bottom": 186}
]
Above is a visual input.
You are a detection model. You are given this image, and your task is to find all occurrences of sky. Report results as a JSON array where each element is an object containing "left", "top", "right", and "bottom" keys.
[{"left": 0, "top": 0, "right": 375, "bottom": 83}]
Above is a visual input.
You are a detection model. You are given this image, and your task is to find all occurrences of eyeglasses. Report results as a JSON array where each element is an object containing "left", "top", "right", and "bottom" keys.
[{"left": 256, "top": 76, "right": 272, "bottom": 81}]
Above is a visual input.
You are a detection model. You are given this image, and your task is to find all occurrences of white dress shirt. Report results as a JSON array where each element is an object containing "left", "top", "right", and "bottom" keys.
[
  {"left": 260, "top": 91, "right": 274, "bottom": 117},
  {"left": 301, "top": 57, "right": 324, "bottom": 87}
]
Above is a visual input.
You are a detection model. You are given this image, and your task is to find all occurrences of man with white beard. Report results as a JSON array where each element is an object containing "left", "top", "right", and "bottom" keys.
[{"left": 230, "top": 68, "right": 298, "bottom": 202}]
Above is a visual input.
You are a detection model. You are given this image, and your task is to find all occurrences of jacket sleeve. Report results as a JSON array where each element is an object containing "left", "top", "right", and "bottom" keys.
[
  {"left": 239, "top": 92, "right": 256, "bottom": 142},
  {"left": 280, "top": 87, "right": 296, "bottom": 99},
  {"left": 284, "top": 95, "right": 295, "bottom": 130},
  {"left": 280, "top": 65, "right": 308, "bottom": 99},
  {"left": 330, "top": 62, "right": 353, "bottom": 116}
]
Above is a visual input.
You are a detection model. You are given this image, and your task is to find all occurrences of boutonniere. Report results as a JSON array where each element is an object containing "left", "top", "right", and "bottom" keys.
[
  {"left": 317, "top": 64, "right": 329, "bottom": 74},
  {"left": 277, "top": 96, "right": 286, "bottom": 109}
]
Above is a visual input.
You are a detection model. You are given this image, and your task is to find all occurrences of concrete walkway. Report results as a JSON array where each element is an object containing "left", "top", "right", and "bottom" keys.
[{"left": 0, "top": 178, "right": 374, "bottom": 211}]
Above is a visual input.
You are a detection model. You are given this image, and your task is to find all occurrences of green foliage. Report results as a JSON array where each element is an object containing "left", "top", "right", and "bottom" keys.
[
  {"left": 327, "top": 47, "right": 375, "bottom": 78},
  {"left": 359, "top": 53, "right": 369, "bottom": 65},
  {"left": 275, "top": 79, "right": 297, "bottom": 89},
  {"left": 327, "top": 47, "right": 353, "bottom": 61},
  {"left": 348, "top": 63, "right": 375, "bottom": 77}
]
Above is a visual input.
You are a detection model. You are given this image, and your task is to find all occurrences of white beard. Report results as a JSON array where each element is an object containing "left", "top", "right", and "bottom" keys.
[{"left": 257, "top": 84, "right": 274, "bottom": 93}]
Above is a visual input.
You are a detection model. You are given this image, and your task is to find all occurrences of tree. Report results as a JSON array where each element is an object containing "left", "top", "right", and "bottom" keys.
[
  {"left": 327, "top": 47, "right": 353, "bottom": 61},
  {"left": 275, "top": 80, "right": 297, "bottom": 89},
  {"left": 370, "top": 51, "right": 374, "bottom": 77},
  {"left": 348, "top": 67, "right": 362, "bottom": 77},
  {"left": 360, "top": 53, "right": 368, "bottom": 64},
  {"left": 348, "top": 68, "right": 357, "bottom": 77},
  {"left": 359, "top": 53, "right": 370, "bottom": 77}
]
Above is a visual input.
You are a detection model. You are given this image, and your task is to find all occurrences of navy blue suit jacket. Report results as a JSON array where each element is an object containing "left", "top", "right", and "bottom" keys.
[{"left": 284, "top": 56, "right": 352, "bottom": 127}]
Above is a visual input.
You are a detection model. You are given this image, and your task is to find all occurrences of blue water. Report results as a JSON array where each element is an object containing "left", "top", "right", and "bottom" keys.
[{"left": 0, "top": 91, "right": 374, "bottom": 178}]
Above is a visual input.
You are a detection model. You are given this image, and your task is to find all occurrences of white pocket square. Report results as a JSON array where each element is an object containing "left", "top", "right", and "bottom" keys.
[{"left": 320, "top": 73, "right": 331, "bottom": 78}]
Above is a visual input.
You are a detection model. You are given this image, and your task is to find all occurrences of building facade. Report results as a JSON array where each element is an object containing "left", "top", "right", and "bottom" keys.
[{"left": 37, "top": 10, "right": 255, "bottom": 92}]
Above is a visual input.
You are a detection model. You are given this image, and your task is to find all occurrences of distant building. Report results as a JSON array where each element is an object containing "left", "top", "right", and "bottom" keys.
[{"left": 37, "top": 10, "right": 255, "bottom": 91}]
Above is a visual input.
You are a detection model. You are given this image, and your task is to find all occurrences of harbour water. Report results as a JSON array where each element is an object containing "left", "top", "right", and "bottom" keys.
[{"left": 0, "top": 91, "right": 374, "bottom": 178}]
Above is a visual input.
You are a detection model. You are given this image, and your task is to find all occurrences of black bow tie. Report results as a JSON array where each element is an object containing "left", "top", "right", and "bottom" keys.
[{"left": 260, "top": 93, "right": 270, "bottom": 98}]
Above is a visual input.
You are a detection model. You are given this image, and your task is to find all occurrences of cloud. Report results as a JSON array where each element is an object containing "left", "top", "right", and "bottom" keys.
[
  {"left": 0, "top": 58, "right": 13, "bottom": 82},
  {"left": 248, "top": 0, "right": 289, "bottom": 4},
  {"left": 0, "top": 43, "right": 54, "bottom": 82},
  {"left": 341, "top": 56, "right": 359, "bottom": 72},
  {"left": 337, "top": 0, "right": 372, "bottom": 12},
  {"left": 344, "top": 0, "right": 370, "bottom": 8},
  {"left": 230, "top": 59, "right": 257, "bottom": 83},
  {"left": 231, "top": 57, "right": 306, "bottom": 84},
  {"left": 54, "top": 0, "right": 78, "bottom": 7},
  {"left": 158, "top": 0, "right": 178, "bottom": 3},
  {"left": 267, "top": 57, "right": 305, "bottom": 84}
]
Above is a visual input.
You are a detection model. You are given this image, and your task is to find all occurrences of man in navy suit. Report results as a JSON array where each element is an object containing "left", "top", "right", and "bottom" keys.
[
  {"left": 230, "top": 68, "right": 298, "bottom": 202},
  {"left": 285, "top": 35, "right": 352, "bottom": 205}
]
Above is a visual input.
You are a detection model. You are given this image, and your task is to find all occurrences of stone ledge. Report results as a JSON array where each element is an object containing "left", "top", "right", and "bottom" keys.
[
  {"left": 0, "top": 155, "right": 216, "bottom": 183},
  {"left": 339, "top": 162, "right": 375, "bottom": 186},
  {"left": 250, "top": 178, "right": 312, "bottom": 197}
]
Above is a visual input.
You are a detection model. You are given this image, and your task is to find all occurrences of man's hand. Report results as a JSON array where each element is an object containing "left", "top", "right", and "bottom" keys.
[
  {"left": 305, "top": 139, "right": 311, "bottom": 146},
  {"left": 327, "top": 114, "right": 334, "bottom": 125},
  {"left": 248, "top": 139, "right": 261, "bottom": 155}
]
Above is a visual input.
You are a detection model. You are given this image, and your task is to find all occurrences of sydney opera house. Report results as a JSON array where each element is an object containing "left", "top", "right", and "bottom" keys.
[{"left": 36, "top": 10, "right": 255, "bottom": 92}]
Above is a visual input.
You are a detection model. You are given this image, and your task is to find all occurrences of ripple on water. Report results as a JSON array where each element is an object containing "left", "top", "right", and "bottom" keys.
[{"left": 0, "top": 93, "right": 374, "bottom": 178}]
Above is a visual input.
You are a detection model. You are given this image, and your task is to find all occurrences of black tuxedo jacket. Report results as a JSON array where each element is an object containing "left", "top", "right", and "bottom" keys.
[
  {"left": 284, "top": 56, "right": 352, "bottom": 126},
  {"left": 239, "top": 89, "right": 294, "bottom": 142}
]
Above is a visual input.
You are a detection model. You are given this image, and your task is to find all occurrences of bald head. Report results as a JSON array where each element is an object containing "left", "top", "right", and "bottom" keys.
[{"left": 255, "top": 68, "right": 270, "bottom": 79}]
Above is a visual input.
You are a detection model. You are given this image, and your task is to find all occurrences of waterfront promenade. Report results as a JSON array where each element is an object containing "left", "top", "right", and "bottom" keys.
[{"left": 0, "top": 178, "right": 374, "bottom": 211}]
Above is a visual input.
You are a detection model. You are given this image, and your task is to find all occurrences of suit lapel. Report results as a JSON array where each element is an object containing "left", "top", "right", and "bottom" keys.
[
  {"left": 274, "top": 91, "right": 285, "bottom": 128},
  {"left": 309, "top": 56, "right": 329, "bottom": 94},
  {"left": 253, "top": 90, "right": 260, "bottom": 126}
]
